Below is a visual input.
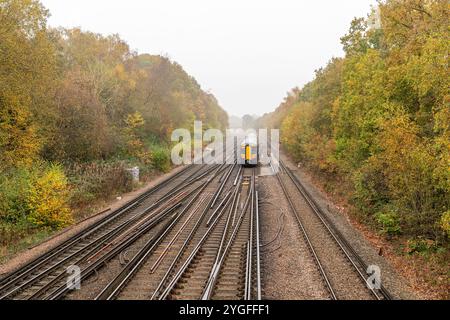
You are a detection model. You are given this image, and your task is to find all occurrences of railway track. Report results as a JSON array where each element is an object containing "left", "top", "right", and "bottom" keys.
[
  {"left": 275, "top": 159, "right": 392, "bottom": 300},
  {"left": 0, "top": 152, "right": 391, "bottom": 300},
  {"left": 95, "top": 165, "right": 228, "bottom": 300},
  {"left": 156, "top": 167, "right": 261, "bottom": 300},
  {"left": 59, "top": 164, "right": 227, "bottom": 300},
  {"left": 93, "top": 164, "right": 262, "bottom": 301},
  {"left": 0, "top": 164, "right": 217, "bottom": 300}
]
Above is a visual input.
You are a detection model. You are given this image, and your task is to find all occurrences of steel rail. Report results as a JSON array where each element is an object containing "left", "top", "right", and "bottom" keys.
[
  {"left": 150, "top": 165, "right": 226, "bottom": 299},
  {"left": 276, "top": 167, "right": 338, "bottom": 300},
  {"left": 244, "top": 241, "right": 251, "bottom": 300},
  {"left": 27, "top": 197, "right": 188, "bottom": 300},
  {"left": 255, "top": 191, "right": 262, "bottom": 300},
  {"left": 149, "top": 196, "right": 208, "bottom": 273},
  {"left": 3, "top": 165, "right": 210, "bottom": 300},
  {"left": 210, "top": 163, "right": 236, "bottom": 208},
  {"left": 157, "top": 196, "right": 233, "bottom": 300},
  {"left": 97, "top": 181, "right": 214, "bottom": 300},
  {"left": 280, "top": 160, "right": 392, "bottom": 300},
  {"left": 0, "top": 176, "right": 204, "bottom": 300},
  {"left": 201, "top": 184, "right": 241, "bottom": 300},
  {"left": 1, "top": 199, "right": 173, "bottom": 300},
  {"left": 89, "top": 172, "right": 216, "bottom": 299},
  {"left": 206, "top": 190, "right": 233, "bottom": 226},
  {"left": 200, "top": 175, "right": 252, "bottom": 300},
  {"left": 244, "top": 170, "right": 255, "bottom": 300},
  {"left": 233, "top": 166, "right": 243, "bottom": 186},
  {"left": 0, "top": 165, "right": 195, "bottom": 291},
  {"left": 186, "top": 165, "right": 219, "bottom": 184},
  {"left": 232, "top": 193, "right": 241, "bottom": 227},
  {"left": 32, "top": 187, "right": 197, "bottom": 300},
  {"left": 95, "top": 196, "right": 206, "bottom": 300},
  {"left": 227, "top": 180, "right": 241, "bottom": 228},
  {"left": 150, "top": 165, "right": 210, "bottom": 209},
  {"left": 45, "top": 202, "right": 183, "bottom": 300}
]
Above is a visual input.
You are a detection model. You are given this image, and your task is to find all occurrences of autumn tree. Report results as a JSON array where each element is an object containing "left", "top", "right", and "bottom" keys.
[
  {"left": 0, "top": 0, "right": 228, "bottom": 239},
  {"left": 0, "top": 0, "right": 56, "bottom": 170},
  {"left": 269, "top": 0, "right": 449, "bottom": 241}
]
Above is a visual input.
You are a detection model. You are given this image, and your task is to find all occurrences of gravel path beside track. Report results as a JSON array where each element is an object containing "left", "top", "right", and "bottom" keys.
[{"left": 259, "top": 175, "right": 329, "bottom": 300}]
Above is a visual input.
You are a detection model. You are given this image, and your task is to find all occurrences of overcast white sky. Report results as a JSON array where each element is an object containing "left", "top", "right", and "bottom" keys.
[{"left": 41, "top": 0, "right": 377, "bottom": 117}]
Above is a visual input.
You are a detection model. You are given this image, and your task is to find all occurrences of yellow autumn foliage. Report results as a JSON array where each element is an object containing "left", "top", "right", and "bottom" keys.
[
  {"left": 26, "top": 165, "right": 73, "bottom": 230},
  {"left": 1, "top": 0, "right": 228, "bottom": 250},
  {"left": 441, "top": 211, "right": 450, "bottom": 238},
  {"left": 264, "top": 0, "right": 449, "bottom": 241}
]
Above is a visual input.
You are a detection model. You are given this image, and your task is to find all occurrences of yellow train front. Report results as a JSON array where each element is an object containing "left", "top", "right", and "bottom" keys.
[{"left": 240, "top": 136, "right": 258, "bottom": 167}]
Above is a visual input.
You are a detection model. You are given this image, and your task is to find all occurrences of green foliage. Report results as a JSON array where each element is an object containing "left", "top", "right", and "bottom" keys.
[
  {"left": 1, "top": 222, "right": 53, "bottom": 260},
  {"left": 0, "top": 0, "right": 228, "bottom": 250},
  {"left": 265, "top": 0, "right": 450, "bottom": 243},
  {"left": 44, "top": 32, "right": 227, "bottom": 163},
  {"left": 66, "top": 161, "right": 132, "bottom": 209},
  {"left": 0, "top": 0, "right": 55, "bottom": 171},
  {"left": 124, "top": 111, "right": 150, "bottom": 162},
  {"left": 0, "top": 168, "right": 32, "bottom": 223},
  {"left": 376, "top": 211, "right": 401, "bottom": 236},
  {"left": 406, "top": 238, "right": 439, "bottom": 255},
  {"left": 151, "top": 148, "right": 171, "bottom": 173},
  {"left": 441, "top": 211, "right": 450, "bottom": 238},
  {"left": 0, "top": 164, "right": 73, "bottom": 230}
]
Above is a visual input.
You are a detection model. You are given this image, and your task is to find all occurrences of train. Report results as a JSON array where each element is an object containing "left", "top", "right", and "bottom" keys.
[{"left": 240, "top": 134, "right": 258, "bottom": 166}]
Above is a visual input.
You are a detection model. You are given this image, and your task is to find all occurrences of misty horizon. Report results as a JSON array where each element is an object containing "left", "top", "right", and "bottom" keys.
[{"left": 41, "top": 0, "right": 378, "bottom": 117}]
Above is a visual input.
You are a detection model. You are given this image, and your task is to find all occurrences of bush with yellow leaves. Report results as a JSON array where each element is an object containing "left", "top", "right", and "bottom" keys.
[{"left": 26, "top": 165, "right": 73, "bottom": 230}]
